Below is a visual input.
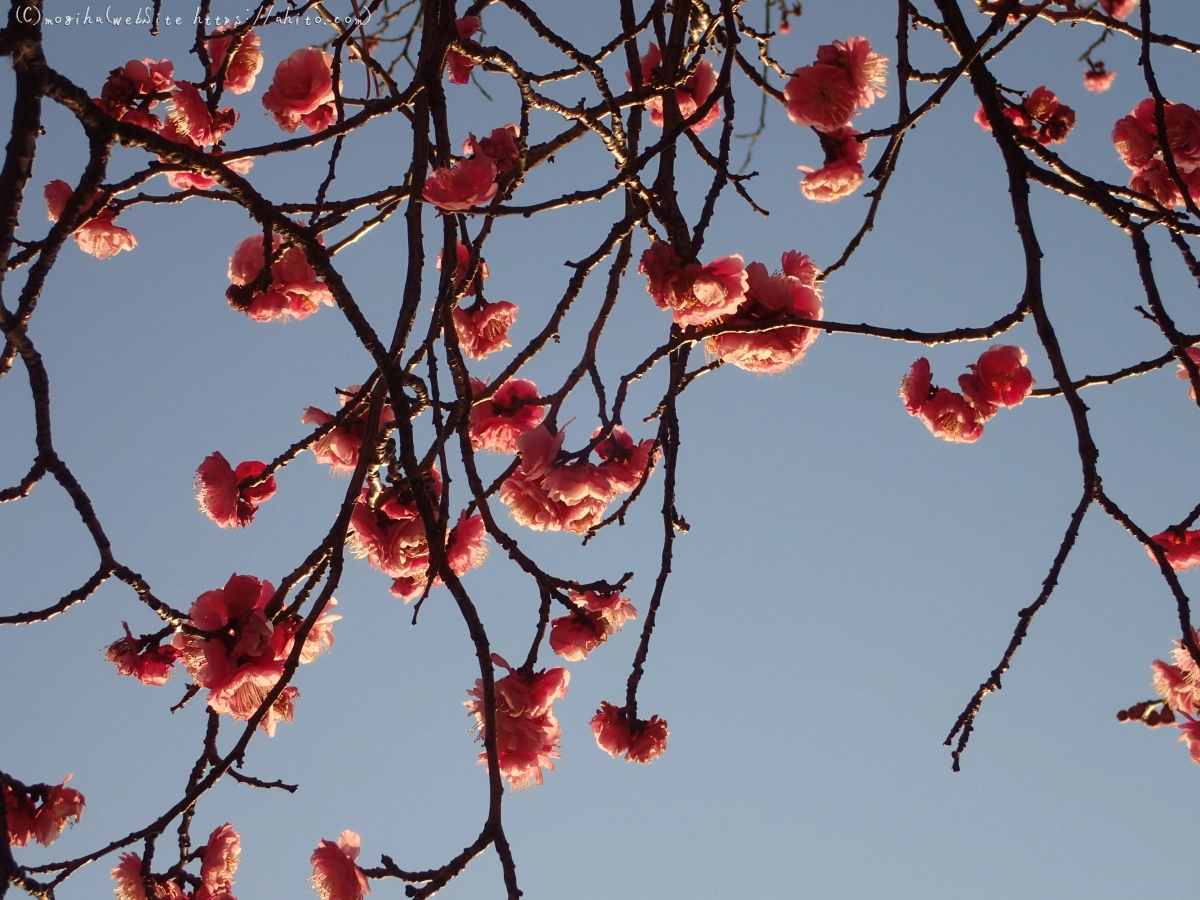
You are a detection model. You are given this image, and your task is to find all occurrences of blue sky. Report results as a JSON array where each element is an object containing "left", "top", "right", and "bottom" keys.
[{"left": 3, "top": 1, "right": 1200, "bottom": 898}]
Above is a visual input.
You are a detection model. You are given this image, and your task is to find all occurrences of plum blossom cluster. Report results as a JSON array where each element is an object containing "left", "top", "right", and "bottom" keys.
[
  {"left": 974, "top": 86, "right": 1076, "bottom": 146},
  {"left": 469, "top": 377, "right": 544, "bottom": 454},
  {"left": 166, "top": 574, "right": 339, "bottom": 735},
  {"left": 590, "top": 702, "right": 669, "bottom": 763},
  {"left": 499, "top": 424, "right": 657, "bottom": 534},
  {"left": 111, "top": 823, "right": 241, "bottom": 900},
  {"left": 94, "top": 52, "right": 250, "bottom": 192},
  {"left": 226, "top": 232, "right": 334, "bottom": 323},
  {"left": 347, "top": 468, "right": 489, "bottom": 601},
  {"left": 195, "top": 452, "right": 277, "bottom": 528},
  {"left": 1111, "top": 99, "right": 1200, "bottom": 210},
  {"left": 549, "top": 590, "right": 638, "bottom": 661},
  {"left": 785, "top": 37, "right": 886, "bottom": 201},
  {"left": 1138, "top": 632, "right": 1200, "bottom": 765},
  {"left": 900, "top": 345, "right": 1034, "bottom": 444},
  {"left": 422, "top": 126, "right": 521, "bottom": 212},
  {"left": 5, "top": 778, "right": 84, "bottom": 848},
  {"left": 639, "top": 242, "right": 748, "bottom": 328},
  {"left": 303, "top": 386, "right": 396, "bottom": 476},
  {"left": 310, "top": 830, "right": 371, "bottom": 900},
  {"left": 799, "top": 126, "right": 868, "bottom": 203},
  {"left": 640, "top": 244, "right": 824, "bottom": 374},
  {"left": 465, "top": 656, "right": 569, "bottom": 789},
  {"left": 44, "top": 179, "right": 137, "bottom": 260},
  {"left": 436, "top": 239, "right": 521, "bottom": 359},
  {"left": 705, "top": 252, "right": 824, "bottom": 373},
  {"left": 106, "top": 622, "right": 180, "bottom": 685},
  {"left": 48, "top": 41, "right": 344, "bottom": 264},
  {"left": 628, "top": 42, "right": 721, "bottom": 134}
]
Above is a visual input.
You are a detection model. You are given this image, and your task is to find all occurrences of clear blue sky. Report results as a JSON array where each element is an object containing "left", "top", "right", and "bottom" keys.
[{"left": 3, "top": 1, "right": 1200, "bottom": 898}]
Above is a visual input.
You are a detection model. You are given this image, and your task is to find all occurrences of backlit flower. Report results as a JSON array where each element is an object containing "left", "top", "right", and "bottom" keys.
[
  {"left": 452, "top": 300, "right": 517, "bottom": 358},
  {"left": 262, "top": 48, "right": 336, "bottom": 133},
  {"left": 469, "top": 377, "right": 544, "bottom": 454},
  {"left": 784, "top": 64, "right": 858, "bottom": 132},
  {"left": 106, "top": 622, "right": 179, "bottom": 685},
  {"left": 631, "top": 43, "right": 722, "bottom": 133},
  {"left": 310, "top": 831, "right": 370, "bottom": 900},
  {"left": 815, "top": 36, "right": 887, "bottom": 110},
  {"left": 44, "top": 179, "right": 137, "bottom": 260},
  {"left": 423, "top": 152, "right": 498, "bottom": 212},
  {"left": 465, "top": 656, "right": 569, "bottom": 789},
  {"left": 639, "top": 243, "right": 748, "bottom": 328},
  {"left": 195, "top": 452, "right": 277, "bottom": 528},
  {"left": 706, "top": 255, "right": 823, "bottom": 374},
  {"left": 206, "top": 27, "right": 263, "bottom": 94}
]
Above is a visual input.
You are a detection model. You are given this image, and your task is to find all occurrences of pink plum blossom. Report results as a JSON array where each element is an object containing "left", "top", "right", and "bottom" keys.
[
  {"left": 199, "top": 824, "right": 240, "bottom": 896},
  {"left": 800, "top": 159, "right": 864, "bottom": 202},
  {"left": 206, "top": 27, "right": 264, "bottom": 94},
  {"left": 473, "top": 124, "right": 522, "bottom": 171},
  {"left": 1166, "top": 103, "right": 1200, "bottom": 169},
  {"left": 195, "top": 452, "right": 277, "bottom": 529},
  {"left": 626, "top": 715, "right": 670, "bottom": 763},
  {"left": 705, "top": 254, "right": 824, "bottom": 374},
  {"left": 4, "top": 785, "right": 37, "bottom": 848},
  {"left": 106, "top": 622, "right": 179, "bottom": 685},
  {"left": 594, "top": 426, "right": 658, "bottom": 494},
  {"left": 499, "top": 424, "right": 654, "bottom": 534},
  {"left": 44, "top": 179, "right": 137, "bottom": 260},
  {"left": 1112, "top": 113, "right": 1157, "bottom": 169},
  {"left": 815, "top": 36, "right": 888, "bottom": 110},
  {"left": 167, "top": 82, "right": 237, "bottom": 148},
  {"left": 919, "top": 388, "right": 985, "bottom": 443},
  {"left": 468, "top": 377, "right": 544, "bottom": 454},
  {"left": 549, "top": 590, "right": 637, "bottom": 661},
  {"left": 962, "top": 344, "right": 1035, "bottom": 409},
  {"left": 1129, "top": 158, "right": 1192, "bottom": 209},
  {"left": 784, "top": 64, "right": 858, "bottom": 132},
  {"left": 1151, "top": 634, "right": 1200, "bottom": 717},
  {"left": 111, "top": 853, "right": 187, "bottom": 900},
  {"left": 439, "top": 241, "right": 489, "bottom": 296},
  {"left": 422, "top": 150, "right": 499, "bottom": 212},
  {"left": 452, "top": 300, "right": 518, "bottom": 358},
  {"left": 310, "top": 831, "right": 371, "bottom": 900},
  {"left": 629, "top": 43, "right": 722, "bottom": 134},
  {"left": 1099, "top": 0, "right": 1138, "bottom": 19},
  {"left": 1149, "top": 528, "right": 1200, "bottom": 571},
  {"left": 465, "top": 656, "right": 569, "bottom": 789},
  {"left": 588, "top": 705, "right": 669, "bottom": 763},
  {"left": 302, "top": 385, "right": 395, "bottom": 475},
  {"left": 446, "top": 16, "right": 482, "bottom": 85},
  {"left": 96, "top": 58, "right": 175, "bottom": 118},
  {"left": 1178, "top": 718, "right": 1200, "bottom": 765},
  {"left": 172, "top": 574, "right": 332, "bottom": 733},
  {"left": 639, "top": 242, "right": 748, "bottom": 328},
  {"left": 262, "top": 48, "right": 337, "bottom": 134},
  {"left": 591, "top": 702, "right": 633, "bottom": 757},
  {"left": 1084, "top": 67, "right": 1116, "bottom": 93},
  {"left": 11, "top": 778, "right": 84, "bottom": 848},
  {"left": 446, "top": 512, "right": 490, "bottom": 578},
  {"left": 227, "top": 233, "right": 334, "bottom": 322}
]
